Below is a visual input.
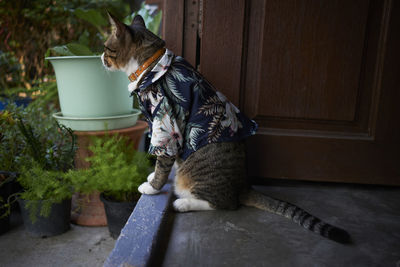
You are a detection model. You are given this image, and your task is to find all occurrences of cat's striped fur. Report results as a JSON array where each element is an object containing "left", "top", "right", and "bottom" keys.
[
  {"left": 103, "top": 13, "right": 351, "bottom": 244},
  {"left": 164, "top": 142, "right": 350, "bottom": 244}
]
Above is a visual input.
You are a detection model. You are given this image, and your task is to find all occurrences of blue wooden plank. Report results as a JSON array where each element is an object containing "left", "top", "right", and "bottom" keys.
[{"left": 104, "top": 177, "right": 174, "bottom": 267}]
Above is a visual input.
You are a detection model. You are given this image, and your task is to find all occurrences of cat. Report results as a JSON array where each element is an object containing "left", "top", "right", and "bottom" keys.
[{"left": 102, "top": 13, "right": 351, "bottom": 244}]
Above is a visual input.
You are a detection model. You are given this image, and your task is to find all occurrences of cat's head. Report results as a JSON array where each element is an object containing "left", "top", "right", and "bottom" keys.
[{"left": 102, "top": 12, "right": 165, "bottom": 73}]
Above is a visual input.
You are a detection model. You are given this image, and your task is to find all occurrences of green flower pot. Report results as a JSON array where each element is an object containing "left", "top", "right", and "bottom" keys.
[{"left": 47, "top": 56, "right": 131, "bottom": 118}]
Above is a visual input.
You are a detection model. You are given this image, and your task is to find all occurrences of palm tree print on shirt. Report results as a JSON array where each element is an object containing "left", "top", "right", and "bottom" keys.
[{"left": 198, "top": 91, "right": 243, "bottom": 143}]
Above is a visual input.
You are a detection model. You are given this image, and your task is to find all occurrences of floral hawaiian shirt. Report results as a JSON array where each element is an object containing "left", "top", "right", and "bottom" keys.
[{"left": 129, "top": 49, "right": 258, "bottom": 160}]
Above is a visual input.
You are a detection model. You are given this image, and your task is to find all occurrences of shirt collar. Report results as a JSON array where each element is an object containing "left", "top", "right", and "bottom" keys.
[{"left": 128, "top": 49, "right": 174, "bottom": 94}]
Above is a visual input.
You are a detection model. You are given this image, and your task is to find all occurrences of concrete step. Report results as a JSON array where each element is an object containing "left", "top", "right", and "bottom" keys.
[{"left": 106, "top": 177, "right": 400, "bottom": 267}]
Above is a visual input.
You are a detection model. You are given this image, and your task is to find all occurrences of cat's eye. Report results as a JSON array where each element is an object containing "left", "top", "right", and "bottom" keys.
[{"left": 104, "top": 45, "right": 117, "bottom": 53}]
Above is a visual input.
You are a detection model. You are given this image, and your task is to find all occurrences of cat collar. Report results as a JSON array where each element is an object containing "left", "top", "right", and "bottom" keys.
[{"left": 128, "top": 48, "right": 166, "bottom": 82}]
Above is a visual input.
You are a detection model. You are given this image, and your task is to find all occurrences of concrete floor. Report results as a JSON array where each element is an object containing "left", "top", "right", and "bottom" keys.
[
  {"left": 1, "top": 181, "right": 399, "bottom": 267},
  {"left": 0, "top": 212, "right": 115, "bottom": 267},
  {"left": 161, "top": 182, "right": 400, "bottom": 267}
]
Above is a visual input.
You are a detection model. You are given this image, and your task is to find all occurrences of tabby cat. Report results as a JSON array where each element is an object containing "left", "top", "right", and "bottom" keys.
[{"left": 102, "top": 13, "right": 351, "bottom": 244}]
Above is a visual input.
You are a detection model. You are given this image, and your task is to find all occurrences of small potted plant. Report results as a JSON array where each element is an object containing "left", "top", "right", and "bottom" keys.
[
  {"left": 66, "top": 134, "right": 151, "bottom": 238},
  {"left": 0, "top": 82, "right": 58, "bottom": 176},
  {"left": 0, "top": 80, "right": 60, "bottom": 234},
  {"left": 1, "top": 103, "right": 77, "bottom": 237}
]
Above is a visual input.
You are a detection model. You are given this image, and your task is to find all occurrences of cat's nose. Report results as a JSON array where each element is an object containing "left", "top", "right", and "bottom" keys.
[{"left": 101, "top": 53, "right": 110, "bottom": 67}]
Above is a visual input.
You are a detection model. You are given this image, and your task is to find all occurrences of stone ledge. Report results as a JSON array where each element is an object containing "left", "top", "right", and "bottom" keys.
[{"left": 104, "top": 176, "right": 174, "bottom": 267}]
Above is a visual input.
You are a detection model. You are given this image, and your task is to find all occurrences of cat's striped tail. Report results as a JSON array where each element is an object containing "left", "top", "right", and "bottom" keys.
[{"left": 240, "top": 189, "right": 351, "bottom": 244}]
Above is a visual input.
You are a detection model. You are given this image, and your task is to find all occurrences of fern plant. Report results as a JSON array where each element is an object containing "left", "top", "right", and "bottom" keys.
[
  {"left": 16, "top": 118, "right": 76, "bottom": 222},
  {"left": 0, "top": 103, "right": 77, "bottom": 222},
  {"left": 66, "top": 134, "right": 151, "bottom": 202},
  {"left": 18, "top": 161, "right": 73, "bottom": 223},
  {"left": 0, "top": 105, "right": 27, "bottom": 173}
]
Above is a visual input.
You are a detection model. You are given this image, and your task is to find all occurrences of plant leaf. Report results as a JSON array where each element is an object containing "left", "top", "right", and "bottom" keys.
[
  {"left": 49, "top": 45, "right": 75, "bottom": 57},
  {"left": 78, "top": 30, "right": 90, "bottom": 47},
  {"left": 50, "top": 43, "right": 93, "bottom": 56},
  {"left": 74, "top": 8, "right": 107, "bottom": 28},
  {"left": 66, "top": 43, "right": 94, "bottom": 56}
]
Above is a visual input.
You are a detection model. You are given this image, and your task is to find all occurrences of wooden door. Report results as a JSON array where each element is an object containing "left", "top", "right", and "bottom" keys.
[{"left": 161, "top": 0, "right": 400, "bottom": 185}]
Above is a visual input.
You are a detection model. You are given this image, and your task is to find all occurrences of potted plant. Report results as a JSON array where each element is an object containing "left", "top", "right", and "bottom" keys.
[
  {"left": 66, "top": 134, "right": 151, "bottom": 238},
  {"left": 0, "top": 79, "right": 61, "bottom": 233},
  {"left": 1, "top": 103, "right": 77, "bottom": 237}
]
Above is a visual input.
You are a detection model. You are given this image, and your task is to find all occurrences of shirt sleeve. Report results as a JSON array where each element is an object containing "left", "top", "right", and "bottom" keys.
[{"left": 148, "top": 98, "right": 184, "bottom": 157}]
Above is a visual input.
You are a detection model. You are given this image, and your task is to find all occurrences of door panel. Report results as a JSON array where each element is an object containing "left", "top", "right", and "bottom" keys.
[
  {"left": 200, "top": 0, "right": 246, "bottom": 106},
  {"left": 258, "top": 0, "right": 368, "bottom": 122},
  {"left": 242, "top": 0, "right": 399, "bottom": 185}
]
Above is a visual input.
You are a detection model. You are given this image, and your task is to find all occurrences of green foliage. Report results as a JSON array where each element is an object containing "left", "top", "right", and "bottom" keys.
[
  {"left": 0, "top": 0, "right": 131, "bottom": 92},
  {"left": 66, "top": 135, "right": 151, "bottom": 202},
  {"left": 0, "top": 102, "right": 77, "bottom": 222},
  {"left": 0, "top": 51, "right": 21, "bottom": 90},
  {"left": 47, "top": 7, "right": 106, "bottom": 57},
  {"left": 49, "top": 43, "right": 95, "bottom": 57},
  {"left": 17, "top": 118, "right": 76, "bottom": 172},
  {"left": 75, "top": 8, "right": 108, "bottom": 37},
  {"left": 0, "top": 76, "right": 59, "bottom": 110},
  {"left": 18, "top": 161, "right": 73, "bottom": 223},
  {"left": 27, "top": 78, "right": 59, "bottom": 110},
  {"left": 125, "top": 2, "right": 163, "bottom": 37},
  {"left": 49, "top": 1, "right": 163, "bottom": 57},
  {"left": 0, "top": 105, "right": 30, "bottom": 172},
  {"left": 0, "top": 76, "right": 60, "bottom": 181},
  {"left": 0, "top": 173, "right": 17, "bottom": 219},
  {"left": 0, "top": 102, "right": 75, "bottom": 172},
  {"left": 0, "top": 0, "right": 163, "bottom": 94}
]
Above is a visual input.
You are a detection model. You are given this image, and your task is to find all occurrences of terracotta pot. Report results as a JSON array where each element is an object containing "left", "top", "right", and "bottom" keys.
[
  {"left": 71, "top": 192, "right": 107, "bottom": 226},
  {"left": 74, "top": 120, "right": 148, "bottom": 169},
  {"left": 70, "top": 121, "right": 148, "bottom": 226}
]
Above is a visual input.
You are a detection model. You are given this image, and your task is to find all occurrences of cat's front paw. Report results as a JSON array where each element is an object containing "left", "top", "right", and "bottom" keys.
[
  {"left": 147, "top": 172, "right": 155, "bottom": 183},
  {"left": 138, "top": 182, "right": 160, "bottom": 195}
]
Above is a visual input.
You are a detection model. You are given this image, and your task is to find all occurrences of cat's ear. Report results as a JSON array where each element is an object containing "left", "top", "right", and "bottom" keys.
[
  {"left": 131, "top": 15, "right": 146, "bottom": 28},
  {"left": 107, "top": 11, "right": 126, "bottom": 38}
]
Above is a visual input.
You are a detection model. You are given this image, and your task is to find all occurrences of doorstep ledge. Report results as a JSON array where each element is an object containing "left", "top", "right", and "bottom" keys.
[{"left": 104, "top": 175, "right": 175, "bottom": 267}]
